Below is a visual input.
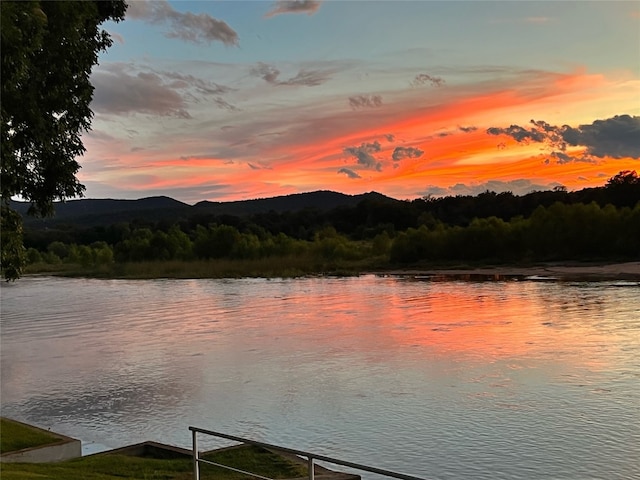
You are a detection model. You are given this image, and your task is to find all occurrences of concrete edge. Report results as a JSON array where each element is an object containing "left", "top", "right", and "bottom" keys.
[
  {"left": 0, "top": 418, "right": 81, "bottom": 463},
  {"left": 1, "top": 419, "right": 360, "bottom": 478}
]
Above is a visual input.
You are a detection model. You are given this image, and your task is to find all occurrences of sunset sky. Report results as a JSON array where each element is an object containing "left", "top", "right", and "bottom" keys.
[{"left": 82, "top": 0, "right": 640, "bottom": 204}]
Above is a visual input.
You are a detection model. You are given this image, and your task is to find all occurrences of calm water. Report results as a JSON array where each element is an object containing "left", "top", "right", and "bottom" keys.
[{"left": 1, "top": 275, "right": 639, "bottom": 479}]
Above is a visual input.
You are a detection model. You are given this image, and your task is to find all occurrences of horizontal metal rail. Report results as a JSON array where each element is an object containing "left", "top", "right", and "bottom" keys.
[{"left": 190, "top": 426, "right": 427, "bottom": 480}]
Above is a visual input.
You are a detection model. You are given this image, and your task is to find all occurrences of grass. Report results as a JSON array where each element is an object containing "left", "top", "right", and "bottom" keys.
[
  {"left": 1, "top": 418, "right": 309, "bottom": 479},
  {"left": 0, "top": 418, "right": 61, "bottom": 454},
  {"left": 0, "top": 445, "right": 309, "bottom": 480},
  {"left": 200, "top": 445, "right": 308, "bottom": 478}
]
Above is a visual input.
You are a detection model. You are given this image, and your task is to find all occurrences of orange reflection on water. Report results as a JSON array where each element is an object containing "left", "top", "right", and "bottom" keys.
[{"left": 234, "top": 279, "right": 628, "bottom": 372}]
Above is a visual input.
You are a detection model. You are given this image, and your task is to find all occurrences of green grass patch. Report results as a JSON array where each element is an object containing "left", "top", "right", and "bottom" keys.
[
  {"left": 201, "top": 445, "right": 308, "bottom": 478},
  {"left": 0, "top": 445, "right": 308, "bottom": 480},
  {"left": 0, "top": 418, "right": 61, "bottom": 454}
]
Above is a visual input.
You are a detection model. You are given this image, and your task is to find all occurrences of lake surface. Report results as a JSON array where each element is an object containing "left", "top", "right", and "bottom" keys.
[{"left": 1, "top": 275, "right": 639, "bottom": 479}]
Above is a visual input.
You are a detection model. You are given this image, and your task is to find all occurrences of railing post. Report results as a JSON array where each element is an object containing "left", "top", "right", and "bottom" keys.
[
  {"left": 192, "top": 428, "right": 200, "bottom": 480},
  {"left": 188, "top": 426, "right": 427, "bottom": 480},
  {"left": 308, "top": 456, "right": 315, "bottom": 480}
]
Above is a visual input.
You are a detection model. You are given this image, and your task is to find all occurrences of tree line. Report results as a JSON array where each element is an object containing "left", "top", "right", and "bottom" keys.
[{"left": 22, "top": 172, "right": 640, "bottom": 269}]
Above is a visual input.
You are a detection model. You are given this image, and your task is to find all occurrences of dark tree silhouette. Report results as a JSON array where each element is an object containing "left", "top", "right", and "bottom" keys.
[{"left": 1, "top": 0, "right": 127, "bottom": 280}]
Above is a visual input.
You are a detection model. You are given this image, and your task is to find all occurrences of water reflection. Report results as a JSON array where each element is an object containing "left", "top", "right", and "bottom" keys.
[{"left": 1, "top": 276, "right": 639, "bottom": 479}]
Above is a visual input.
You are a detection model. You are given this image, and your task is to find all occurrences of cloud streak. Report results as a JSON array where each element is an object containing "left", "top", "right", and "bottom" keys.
[
  {"left": 91, "top": 64, "right": 238, "bottom": 117},
  {"left": 411, "top": 73, "right": 445, "bottom": 87},
  {"left": 250, "top": 62, "right": 332, "bottom": 86},
  {"left": 265, "top": 0, "right": 322, "bottom": 18},
  {"left": 92, "top": 68, "right": 191, "bottom": 118},
  {"left": 127, "top": 0, "right": 238, "bottom": 45},
  {"left": 338, "top": 168, "right": 361, "bottom": 179},
  {"left": 349, "top": 95, "right": 383, "bottom": 110}
]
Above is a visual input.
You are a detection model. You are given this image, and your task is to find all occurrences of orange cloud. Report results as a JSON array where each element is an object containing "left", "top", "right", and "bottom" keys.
[{"left": 81, "top": 67, "right": 638, "bottom": 202}]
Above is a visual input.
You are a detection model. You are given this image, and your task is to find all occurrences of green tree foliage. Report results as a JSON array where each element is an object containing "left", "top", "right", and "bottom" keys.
[
  {"left": 0, "top": 206, "right": 26, "bottom": 279},
  {"left": 605, "top": 170, "right": 640, "bottom": 208},
  {"left": 25, "top": 247, "right": 42, "bottom": 265},
  {"left": 194, "top": 224, "right": 241, "bottom": 259},
  {"left": 390, "top": 201, "right": 640, "bottom": 264},
  {"left": 1, "top": 0, "right": 126, "bottom": 280},
  {"left": 114, "top": 228, "right": 154, "bottom": 262},
  {"left": 16, "top": 171, "right": 640, "bottom": 271}
]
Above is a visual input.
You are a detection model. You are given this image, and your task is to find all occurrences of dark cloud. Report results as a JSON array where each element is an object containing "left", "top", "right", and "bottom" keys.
[
  {"left": 487, "top": 114, "right": 640, "bottom": 163},
  {"left": 563, "top": 115, "right": 640, "bottom": 158},
  {"left": 127, "top": 0, "right": 238, "bottom": 45},
  {"left": 338, "top": 168, "right": 361, "bottom": 179},
  {"left": 385, "top": 134, "right": 395, "bottom": 142},
  {"left": 348, "top": 94, "right": 383, "bottom": 110},
  {"left": 247, "top": 162, "right": 272, "bottom": 170},
  {"left": 392, "top": 146, "right": 424, "bottom": 161},
  {"left": 344, "top": 141, "right": 382, "bottom": 170},
  {"left": 459, "top": 125, "right": 478, "bottom": 133},
  {"left": 251, "top": 62, "right": 281, "bottom": 83},
  {"left": 411, "top": 73, "right": 445, "bottom": 87},
  {"left": 92, "top": 68, "right": 191, "bottom": 118},
  {"left": 91, "top": 65, "right": 238, "bottom": 117},
  {"left": 486, "top": 124, "right": 547, "bottom": 143},
  {"left": 265, "top": 0, "right": 322, "bottom": 18},
  {"left": 251, "top": 63, "right": 332, "bottom": 87},
  {"left": 544, "top": 151, "right": 594, "bottom": 165}
]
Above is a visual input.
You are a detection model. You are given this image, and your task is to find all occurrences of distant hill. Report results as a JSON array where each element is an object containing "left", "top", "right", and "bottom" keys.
[
  {"left": 12, "top": 196, "right": 192, "bottom": 228},
  {"left": 192, "top": 190, "right": 396, "bottom": 216},
  {"left": 12, "top": 191, "right": 400, "bottom": 228}
]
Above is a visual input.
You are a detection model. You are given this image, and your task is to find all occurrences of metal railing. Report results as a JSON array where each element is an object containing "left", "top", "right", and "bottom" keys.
[{"left": 189, "top": 426, "right": 427, "bottom": 480}]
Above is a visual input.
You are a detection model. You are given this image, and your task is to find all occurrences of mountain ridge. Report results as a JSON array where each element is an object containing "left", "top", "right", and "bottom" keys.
[{"left": 11, "top": 190, "right": 400, "bottom": 228}]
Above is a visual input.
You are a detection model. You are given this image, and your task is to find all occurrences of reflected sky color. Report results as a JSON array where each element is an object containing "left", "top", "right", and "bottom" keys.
[
  {"left": 2, "top": 276, "right": 639, "bottom": 479},
  {"left": 75, "top": 1, "right": 640, "bottom": 203}
]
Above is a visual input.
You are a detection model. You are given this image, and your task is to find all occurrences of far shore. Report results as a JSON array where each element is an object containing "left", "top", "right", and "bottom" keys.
[
  {"left": 372, "top": 261, "right": 640, "bottom": 281},
  {"left": 20, "top": 258, "right": 640, "bottom": 282}
]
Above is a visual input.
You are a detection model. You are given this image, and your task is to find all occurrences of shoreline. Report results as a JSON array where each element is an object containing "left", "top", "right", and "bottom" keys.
[
  {"left": 21, "top": 260, "right": 640, "bottom": 282},
  {"left": 371, "top": 261, "right": 640, "bottom": 281}
]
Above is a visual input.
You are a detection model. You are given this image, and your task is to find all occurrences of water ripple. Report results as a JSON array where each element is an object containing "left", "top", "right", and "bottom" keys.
[{"left": 1, "top": 276, "right": 639, "bottom": 479}]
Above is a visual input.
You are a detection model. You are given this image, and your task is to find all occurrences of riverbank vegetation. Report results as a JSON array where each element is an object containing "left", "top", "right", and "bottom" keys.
[{"left": 17, "top": 172, "right": 640, "bottom": 278}]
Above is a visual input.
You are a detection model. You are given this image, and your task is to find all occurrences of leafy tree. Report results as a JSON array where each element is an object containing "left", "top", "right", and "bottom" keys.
[
  {"left": 0, "top": 207, "right": 26, "bottom": 279},
  {"left": 1, "top": 0, "right": 127, "bottom": 280},
  {"left": 47, "top": 241, "right": 69, "bottom": 260},
  {"left": 193, "top": 224, "right": 241, "bottom": 259},
  {"left": 25, "top": 247, "right": 42, "bottom": 265},
  {"left": 605, "top": 170, "right": 640, "bottom": 208}
]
